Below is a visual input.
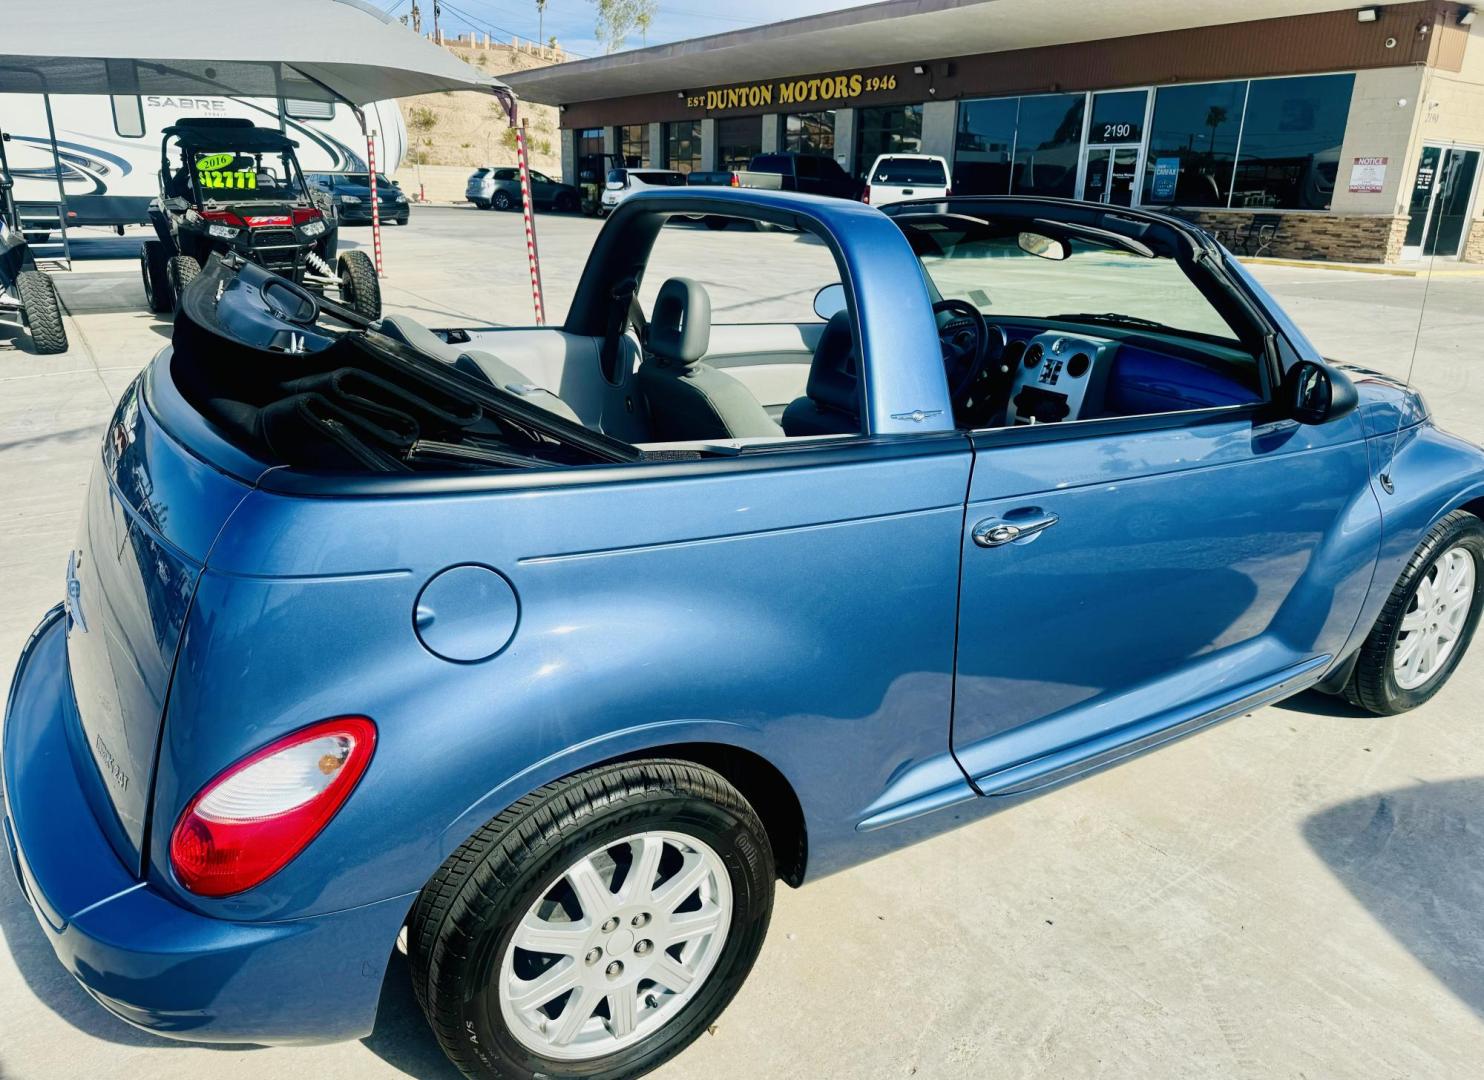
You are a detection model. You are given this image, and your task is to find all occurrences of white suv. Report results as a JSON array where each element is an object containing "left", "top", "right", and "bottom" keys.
[
  {"left": 862, "top": 154, "right": 951, "bottom": 207},
  {"left": 600, "top": 168, "right": 686, "bottom": 215}
]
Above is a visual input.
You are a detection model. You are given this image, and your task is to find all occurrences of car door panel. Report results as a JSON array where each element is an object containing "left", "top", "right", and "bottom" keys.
[{"left": 952, "top": 410, "right": 1379, "bottom": 788}]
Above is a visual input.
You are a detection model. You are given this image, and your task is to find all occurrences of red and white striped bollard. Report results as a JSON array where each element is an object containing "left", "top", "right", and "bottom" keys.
[{"left": 515, "top": 119, "right": 545, "bottom": 325}]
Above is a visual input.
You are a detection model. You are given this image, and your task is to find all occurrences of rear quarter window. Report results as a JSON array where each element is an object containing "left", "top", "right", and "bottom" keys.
[
  {"left": 750, "top": 155, "right": 789, "bottom": 174},
  {"left": 634, "top": 171, "right": 685, "bottom": 186},
  {"left": 494, "top": 169, "right": 518, "bottom": 180}
]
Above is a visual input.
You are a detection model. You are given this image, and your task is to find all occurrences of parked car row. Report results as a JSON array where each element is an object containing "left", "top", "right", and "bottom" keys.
[{"left": 464, "top": 151, "right": 955, "bottom": 216}]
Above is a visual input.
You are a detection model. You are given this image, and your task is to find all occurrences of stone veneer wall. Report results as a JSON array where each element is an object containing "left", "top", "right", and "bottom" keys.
[
  {"left": 1184, "top": 210, "right": 1412, "bottom": 264},
  {"left": 1465, "top": 221, "right": 1484, "bottom": 263}
]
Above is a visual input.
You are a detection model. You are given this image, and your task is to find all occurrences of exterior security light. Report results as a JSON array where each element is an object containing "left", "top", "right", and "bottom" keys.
[
  {"left": 1357, "top": 6, "right": 1379, "bottom": 20},
  {"left": 913, "top": 64, "right": 926, "bottom": 75},
  {"left": 1462, "top": 8, "right": 1477, "bottom": 25}
]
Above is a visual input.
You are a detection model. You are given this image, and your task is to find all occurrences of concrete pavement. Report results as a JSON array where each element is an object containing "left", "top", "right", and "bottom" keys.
[{"left": 2, "top": 207, "right": 1483, "bottom": 1080}]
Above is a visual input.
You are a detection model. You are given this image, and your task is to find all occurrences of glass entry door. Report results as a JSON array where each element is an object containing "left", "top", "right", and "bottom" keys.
[
  {"left": 1402, "top": 145, "right": 1482, "bottom": 259},
  {"left": 1083, "top": 146, "right": 1141, "bottom": 205}
]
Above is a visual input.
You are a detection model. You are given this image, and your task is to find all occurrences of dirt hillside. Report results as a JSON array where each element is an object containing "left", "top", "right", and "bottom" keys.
[{"left": 396, "top": 38, "right": 564, "bottom": 180}]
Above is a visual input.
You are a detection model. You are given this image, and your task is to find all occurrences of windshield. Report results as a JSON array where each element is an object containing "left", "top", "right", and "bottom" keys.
[
  {"left": 183, "top": 148, "right": 309, "bottom": 202},
  {"left": 874, "top": 157, "right": 947, "bottom": 185},
  {"left": 907, "top": 221, "right": 1240, "bottom": 344}
]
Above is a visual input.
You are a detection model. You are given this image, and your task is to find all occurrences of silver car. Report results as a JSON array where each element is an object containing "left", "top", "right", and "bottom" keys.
[{"left": 465, "top": 166, "right": 580, "bottom": 212}]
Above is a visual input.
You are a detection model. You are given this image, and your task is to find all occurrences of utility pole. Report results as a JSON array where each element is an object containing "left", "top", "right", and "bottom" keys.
[
  {"left": 433, "top": 1, "right": 442, "bottom": 42},
  {"left": 410, "top": 0, "right": 420, "bottom": 33}
]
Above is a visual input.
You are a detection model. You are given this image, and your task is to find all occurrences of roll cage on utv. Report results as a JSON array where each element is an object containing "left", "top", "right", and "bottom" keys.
[
  {"left": 0, "top": 131, "right": 68, "bottom": 354},
  {"left": 141, "top": 118, "right": 380, "bottom": 319}
]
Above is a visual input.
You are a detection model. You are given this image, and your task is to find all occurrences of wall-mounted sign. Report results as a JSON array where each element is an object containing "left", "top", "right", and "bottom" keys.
[
  {"left": 686, "top": 71, "right": 899, "bottom": 112},
  {"left": 1349, "top": 156, "right": 1388, "bottom": 193},
  {"left": 1150, "top": 157, "right": 1180, "bottom": 202}
]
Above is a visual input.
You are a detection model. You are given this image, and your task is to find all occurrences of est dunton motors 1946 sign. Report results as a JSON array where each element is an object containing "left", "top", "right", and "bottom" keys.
[{"left": 686, "top": 71, "right": 899, "bottom": 111}]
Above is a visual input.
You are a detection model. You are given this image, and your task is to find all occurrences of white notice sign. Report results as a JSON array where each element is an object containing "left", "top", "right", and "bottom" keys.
[{"left": 1349, "top": 156, "right": 1388, "bottom": 193}]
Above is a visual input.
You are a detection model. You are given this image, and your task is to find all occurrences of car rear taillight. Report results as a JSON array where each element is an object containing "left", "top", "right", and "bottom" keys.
[
  {"left": 730, "top": 173, "right": 739, "bottom": 187},
  {"left": 201, "top": 209, "right": 246, "bottom": 227},
  {"left": 169, "top": 716, "right": 376, "bottom": 897},
  {"left": 291, "top": 207, "right": 322, "bottom": 225},
  {"left": 862, "top": 185, "right": 871, "bottom": 204}
]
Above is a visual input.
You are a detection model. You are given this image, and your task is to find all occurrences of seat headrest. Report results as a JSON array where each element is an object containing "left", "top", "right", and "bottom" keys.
[
  {"left": 806, "top": 310, "right": 859, "bottom": 417},
  {"left": 649, "top": 277, "right": 711, "bottom": 365}
]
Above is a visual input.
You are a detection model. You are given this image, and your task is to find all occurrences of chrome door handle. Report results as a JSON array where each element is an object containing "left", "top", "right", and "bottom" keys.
[{"left": 972, "top": 511, "right": 1059, "bottom": 548}]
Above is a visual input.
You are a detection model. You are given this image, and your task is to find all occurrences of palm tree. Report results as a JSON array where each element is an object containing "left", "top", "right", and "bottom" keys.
[{"left": 537, "top": 0, "right": 547, "bottom": 42}]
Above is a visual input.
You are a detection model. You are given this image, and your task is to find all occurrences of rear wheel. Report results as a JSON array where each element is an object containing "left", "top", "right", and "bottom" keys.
[
  {"left": 16, "top": 270, "right": 68, "bottom": 354},
  {"left": 493, "top": 190, "right": 515, "bottom": 212},
  {"left": 167, "top": 254, "right": 201, "bottom": 311},
  {"left": 408, "top": 760, "right": 775, "bottom": 1080},
  {"left": 703, "top": 217, "right": 730, "bottom": 231},
  {"left": 337, "top": 250, "right": 381, "bottom": 320},
  {"left": 140, "top": 241, "right": 172, "bottom": 313},
  {"left": 1346, "top": 510, "right": 1484, "bottom": 714}
]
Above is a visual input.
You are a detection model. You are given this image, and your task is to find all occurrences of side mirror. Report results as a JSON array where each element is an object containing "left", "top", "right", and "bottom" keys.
[
  {"left": 1285, "top": 359, "right": 1358, "bottom": 425},
  {"left": 1018, "top": 232, "right": 1070, "bottom": 260},
  {"left": 814, "top": 283, "right": 847, "bottom": 321}
]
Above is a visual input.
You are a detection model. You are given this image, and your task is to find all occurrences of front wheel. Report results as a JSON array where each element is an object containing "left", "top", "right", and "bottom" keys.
[
  {"left": 141, "top": 241, "right": 172, "bottom": 313},
  {"left": 408, "top": 761, "right": 775, "bottom": 1080},
  {"left": 337, "top": 250, "right": 382, "bottom": 320},
  {"left": 1346, "top": 509, "right": 1484, "bottom": 714}
]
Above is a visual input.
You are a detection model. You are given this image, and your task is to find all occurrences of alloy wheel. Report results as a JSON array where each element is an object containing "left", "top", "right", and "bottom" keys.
[
  {"left": 497, "top": 830, "right": 732, "bottom": 1061},
  {"left": 1394, "top": 545, "right": 1475, "bottom": 690}
]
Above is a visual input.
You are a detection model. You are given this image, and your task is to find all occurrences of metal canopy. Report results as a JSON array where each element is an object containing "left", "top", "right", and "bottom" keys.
[{"left": 0, "top": 0, "right": 514, "bottom": 115}]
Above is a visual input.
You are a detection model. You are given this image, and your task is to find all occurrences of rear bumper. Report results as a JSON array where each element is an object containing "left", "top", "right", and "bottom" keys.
[{"left": 2, "top": 606, "right": 413, "bottom": 1045}]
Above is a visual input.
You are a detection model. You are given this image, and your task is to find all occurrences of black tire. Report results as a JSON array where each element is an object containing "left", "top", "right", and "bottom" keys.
[
  {"left": 167, "top": 254, "right": 201, "bottom": 311},
  {"left": 140, "top": 241, "right": 173, "bottom": 313},
  {"left": 16, "top": 270, "right": 68, "bottom": 355},
  {"left": 493, "top": 190, "right": 515, "bottom": 211},
  {"left": 703, "top": 217, "right": 730, "bottom": 231},
  {"left": 554, "top": 191, "right": 578, "bottom": 214},
  {"left": 23, "top": 231, "right": 49, "bottom": 245},
  {"left": 396, "top": 214, "right": 410, "bottom": 226},
  {"left": 1345, "top": 510, "right": 1484, "bottom": 715},
  {"left": 407, "top": 760, "right": 775, "bottom": 1080},
  {"left": 337, "top": 250, "right": 382, "bottom": 320},
  {"left": 472, "top": 199, "right": 489, "bottom": 210}
]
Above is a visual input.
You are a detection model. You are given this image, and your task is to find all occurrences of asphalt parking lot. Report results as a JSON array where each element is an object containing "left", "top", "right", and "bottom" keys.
[{"left": 3, "top": 206, "right": 1484, "bottom": 1080}]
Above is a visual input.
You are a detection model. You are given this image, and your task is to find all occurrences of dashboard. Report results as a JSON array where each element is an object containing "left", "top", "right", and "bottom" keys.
[{"left": 989, "top": 323, "right": 1262, "bottom": 426}]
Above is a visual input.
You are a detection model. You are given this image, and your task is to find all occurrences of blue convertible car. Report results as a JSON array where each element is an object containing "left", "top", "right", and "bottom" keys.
[{"left": 6, "top": 188, "right": 1484, "bottom": 1079}]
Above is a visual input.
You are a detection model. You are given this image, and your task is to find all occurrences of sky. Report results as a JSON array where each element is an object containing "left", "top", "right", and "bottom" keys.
[{"left": 381, "top": 0, "right": 874, "bottom": 62}]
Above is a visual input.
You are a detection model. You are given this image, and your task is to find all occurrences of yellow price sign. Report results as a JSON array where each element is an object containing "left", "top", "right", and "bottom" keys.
[{"left": 197, "top": 169, "right": 257, "bottom": 190}]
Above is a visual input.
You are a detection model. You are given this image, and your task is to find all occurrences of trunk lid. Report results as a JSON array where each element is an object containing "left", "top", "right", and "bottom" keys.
[{"left": 65, "top": 374, "right": 255, "bottom": 875}]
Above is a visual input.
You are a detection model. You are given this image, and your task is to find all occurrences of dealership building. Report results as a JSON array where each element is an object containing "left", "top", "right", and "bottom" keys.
[{"left": 503, "top": 0, "right": 1484, "bottom": 264}]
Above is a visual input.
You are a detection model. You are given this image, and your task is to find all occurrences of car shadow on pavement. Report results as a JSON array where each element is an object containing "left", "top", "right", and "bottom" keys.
[
  {"left": 0, "top": 855, "right": 251, "bottom": 1049},
  {"left": 1272, "top": 688, "right": 1368, "bottom": 718},
  {"left": 1304, "top": 777, "right": 1484, "bottom": 1019},
  {"left": 361, "top": 950, "right": 463, "bottom": 1079}
]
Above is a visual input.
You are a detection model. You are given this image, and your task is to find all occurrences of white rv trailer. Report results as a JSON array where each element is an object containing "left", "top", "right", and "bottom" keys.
[{"left": 0, "top": 92, "right": 406, "bottom": 229}]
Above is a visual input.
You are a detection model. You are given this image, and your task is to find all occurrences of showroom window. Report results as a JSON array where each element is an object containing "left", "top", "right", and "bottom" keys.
[
  {"left": 784, "top": 111, "right": 836, "bottom": 157},
  {"left": 664, "top": 121, "right": 703, "bottom": 173},
  {"left": 1141, "top": 80, "right": 1248, "bottom": 208},
  {"left": 1010, "top": 93, "right": 1085, "bottom": 198},
  {"left": 854, "top": 104, "right": 923, "bottom": 177},
  {"left": 717, "top": 116, "right": 764, "bottom": 170},
  {"left": 1229, "top": 74, "right": 1355, "bottom": 210},
  {"left": 953, "top": 97, "right": 1018, "bottom": 195},
  {"left": 617, "top": 123, "right": 649, "bottom": 167}
]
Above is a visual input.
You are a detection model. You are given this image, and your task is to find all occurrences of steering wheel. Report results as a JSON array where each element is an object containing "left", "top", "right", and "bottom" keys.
[{"left": 933, "top": 299, "right": 992, "bottom": 406}]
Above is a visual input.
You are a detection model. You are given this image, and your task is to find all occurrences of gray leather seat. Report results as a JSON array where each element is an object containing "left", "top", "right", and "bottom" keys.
[
  {"left": 637, "top": 277, "right": 783, "bottom": 442},
  {"left": 781, "top": 310, "right": 861, "bottom": 437}
]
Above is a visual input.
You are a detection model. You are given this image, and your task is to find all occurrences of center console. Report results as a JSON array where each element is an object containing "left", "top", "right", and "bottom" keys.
[{"left": 1005, "top": 332, "right": 1116, "bottom": 425}]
